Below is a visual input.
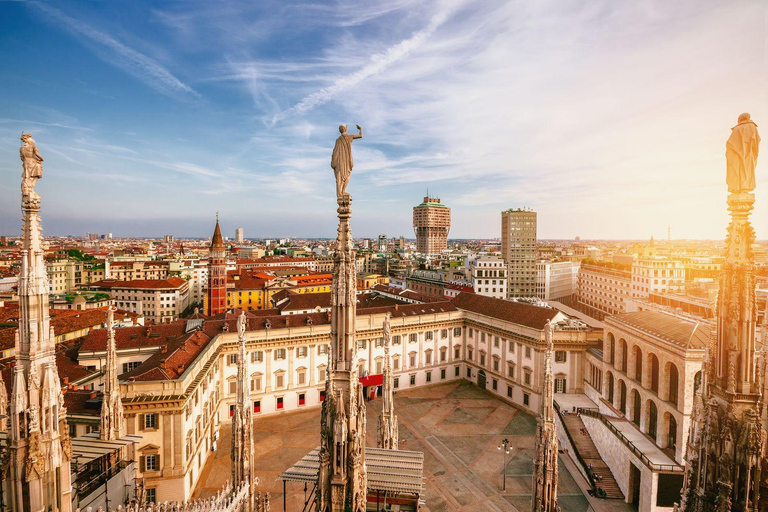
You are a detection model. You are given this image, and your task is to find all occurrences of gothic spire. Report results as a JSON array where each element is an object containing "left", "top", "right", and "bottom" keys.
[
  {"left": 101, "top": 306, "right": 125, "bottom": 440},
  {"left": 680, "top": 114, "right": 765, "bottom": 512},
  {"left": 9, "top": 133, "right": 73, "bottom": 512},
  {"left": 232, "top": 311, "right": 258, "bottom": 510},
  {"left": 377, "top": 313, "right": 398, "bottom": 450},
  {"left": 532, "top": 319, "right": 558, "bottom": 512},
  {"left": 317, "top": 128, "right": 368, "bottom": 511}
]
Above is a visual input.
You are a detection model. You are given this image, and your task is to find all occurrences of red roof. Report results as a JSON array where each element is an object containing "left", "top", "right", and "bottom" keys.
[
  {"left": 89, "top": 277, "right": 186, "bottom": 290},
  {"left": 451, "top": 293, "right": 558, "bottom": 330}
]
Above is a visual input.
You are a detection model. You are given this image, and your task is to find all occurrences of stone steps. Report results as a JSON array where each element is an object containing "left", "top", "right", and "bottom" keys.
[{"left": 561, "top": 413, "right": 625, "bottom": 500}]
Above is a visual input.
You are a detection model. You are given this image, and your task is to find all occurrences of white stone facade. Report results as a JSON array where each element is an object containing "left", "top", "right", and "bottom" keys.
[{"left": 87, "top": 306, "right": 588, "bottom": 503}]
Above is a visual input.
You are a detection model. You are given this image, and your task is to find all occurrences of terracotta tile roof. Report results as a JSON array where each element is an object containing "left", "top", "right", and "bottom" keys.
[
  {"left": 64, "top": 389, "right": 102, "bottom": 417},
  {"left": 0, "top": 328, "right": 15, "bottom": 351},
  {"left": 451, "top": 292, "right": 559, "bottom": 330},
  {"left": 81, "top": 321, "right": 187, "bottom": 351},
  {"left": 608, "top": 311, "right": 710, "bottom": 349},
  {"left": 89, "top": 277, "right": 187, "bottom": 290},
  {"left": 50, "top": 308, "right": 108, "bottom": 336},
  {"left": 56, "top": 351, "right": 97, "bottom": 384},
  {"left": 271, "top": 290, "right": 409, "bottom": 314},
  {"left": 369, "top": 284, "right": 441, "bottom": 303},
  {"left": 290, "top": 274, "right": 333, "bottom": 285},
  {"left": 120, "top": 329, "right": 213, "bottom": 382},
  {"left": 0, "top": 304, "right": 20, "bottom": 323},
  {"left": 276, "top": 292, "right": 332, "bottom": 312},
  {"left": 362, "top": 301, "right": 457, "bottom": 318}
]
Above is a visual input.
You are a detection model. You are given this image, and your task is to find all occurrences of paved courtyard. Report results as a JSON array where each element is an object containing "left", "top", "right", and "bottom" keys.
[{"left": 195, "top": 380, "right": 634, "bottom": 511}]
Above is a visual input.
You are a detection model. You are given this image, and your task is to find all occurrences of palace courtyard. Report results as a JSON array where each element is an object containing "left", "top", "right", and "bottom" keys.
[{"left": 195, "top": 380, "right": 634, "bottom": 511}]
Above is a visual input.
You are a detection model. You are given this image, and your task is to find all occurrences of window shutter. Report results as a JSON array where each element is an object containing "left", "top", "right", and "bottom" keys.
[
  {"left": 139, "top": 414, "right": 145, "bottom": 430},
  {"left": 140, "top": 455, "right": 146, "bottom": 472}
]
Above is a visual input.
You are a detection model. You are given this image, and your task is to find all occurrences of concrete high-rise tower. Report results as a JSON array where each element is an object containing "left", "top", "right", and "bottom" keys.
[
  {"left": 501, "top": 208, "right": 537, "bottom": 298},
  {"left": 235, "top": 227, "right": 244, "bottom": 244},
  {"left": 413, "top": 195, "right": 450, "bottom": 255},
  {"left": 206, "top": 216, "right": 227, "bottom": 316}
]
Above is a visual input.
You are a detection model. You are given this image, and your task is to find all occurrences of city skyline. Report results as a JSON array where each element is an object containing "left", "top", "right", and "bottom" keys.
[{"left": 1, "top": 0, "right": 766, "bottom": 240}]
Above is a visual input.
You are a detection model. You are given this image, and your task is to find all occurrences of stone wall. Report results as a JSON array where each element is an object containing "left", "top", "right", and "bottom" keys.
[{"left": 581, "top": 415, "right": 660, "bottom": 512}]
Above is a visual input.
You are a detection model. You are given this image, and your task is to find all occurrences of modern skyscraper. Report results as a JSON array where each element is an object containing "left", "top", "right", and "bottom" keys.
[
  {"left": 206, "top": 216, "right": 227, "bottom": 316},
  {"left": 413, "top": 195, "right": 450, "bottom": 255},
  {"left": 501, "top": 208, "right": 537, "bottom": 298},
  {"left": 235, "top": 227, "right": 244, "bottom": 243}
]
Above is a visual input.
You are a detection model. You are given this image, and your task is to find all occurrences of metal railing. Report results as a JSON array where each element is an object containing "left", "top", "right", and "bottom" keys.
[
  {"left": 76, "top": 460, "right": 133, "bottom": 499},
  {"left": 574, "top": 407, "right": 682, "bottom": 473},
  {"left": 553, "top": 401, "right": 599, "bottom": 492}
]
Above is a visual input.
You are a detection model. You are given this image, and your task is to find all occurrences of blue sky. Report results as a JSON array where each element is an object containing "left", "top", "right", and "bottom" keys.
[{"left": 0, "top": 0, "right": 766, "bottom": 239}]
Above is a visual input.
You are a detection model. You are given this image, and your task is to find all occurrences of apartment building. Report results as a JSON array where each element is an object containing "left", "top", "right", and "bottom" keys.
[
  {"left": 88, "top": 277, "right": 191, "bottom": 323},
  {"left": 578, "top": 262, "right": 632, "bottom": 320}
]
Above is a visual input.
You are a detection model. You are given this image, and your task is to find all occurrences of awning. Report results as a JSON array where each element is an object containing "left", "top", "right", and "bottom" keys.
[
  {"left": 360, "top": 374, "right": 383, "bottom": 387},
  {"left": 71, "top": 432, "right": 142, "bottom": 465},
  {"left": 280, "top": 447, "right": 425, "bottom": 496}
]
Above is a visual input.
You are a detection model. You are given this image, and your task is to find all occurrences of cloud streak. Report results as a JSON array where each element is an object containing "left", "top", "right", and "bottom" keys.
[
  {"left": 32, "top": 2, "right": 200, "bottom": 101},
  {"left": 269, "top": 5, "right": 455, "bottom": 124}
]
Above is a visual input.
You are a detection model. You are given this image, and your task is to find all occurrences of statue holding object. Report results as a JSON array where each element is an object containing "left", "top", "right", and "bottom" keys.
[{"left": 331, "top": 124, "right": 363, "bottom": 201}]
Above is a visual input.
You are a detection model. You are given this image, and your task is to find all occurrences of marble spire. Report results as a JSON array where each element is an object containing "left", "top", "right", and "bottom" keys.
[
  {"left": 317, "top": 124, "right": 368, "bottom": 512},
  {"left": 532, "top": 319, "right": 559, "bottom": 512},
  {"left": 680, "top": 114, "right": 765, "bottom": 512},
  {"left": 377, "top": 313, "right": 399, "bottom": 450},
  {"left": 232, "top": 311, "right": 258, "bottom": 511},
  {"left": 100, "top": 306, "right": 125, "bottom": 440},
  {"left": 9, "top": 133, "right": 73, "bottom": 512}
]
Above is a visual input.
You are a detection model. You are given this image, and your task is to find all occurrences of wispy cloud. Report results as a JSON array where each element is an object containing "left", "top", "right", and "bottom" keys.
[
  {"left": 32, "top": 2, "right": 200, "bottom": 101},
  {"left": 269, "top": 5, "right": 458, "bottom": 124}
]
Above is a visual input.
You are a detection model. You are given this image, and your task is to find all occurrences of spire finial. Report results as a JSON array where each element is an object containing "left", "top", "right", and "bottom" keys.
[{"left": 216, "top": 211, "right": 219, "bottom": 223}]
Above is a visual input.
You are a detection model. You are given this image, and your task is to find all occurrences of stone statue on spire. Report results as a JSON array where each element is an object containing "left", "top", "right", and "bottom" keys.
[
  {"left": 331, "top": 124, "right": 363, "bottom": 200},
  {"left": 318, "top": 123, "right": 368, "bottom": 511},
  {"left": 726, "top": 113, "right": 760, "bottom": 193},
  {"left": 678, "top": 115, "right": 765, "bottom": 512},
  {"left": 20, "top": 133, "right": 43, "bottom": 204},
  {"left": 10, "top": 134, "right": 73, "bottom": 512}
]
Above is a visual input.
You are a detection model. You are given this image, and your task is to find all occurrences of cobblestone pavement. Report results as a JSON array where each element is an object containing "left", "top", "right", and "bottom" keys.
[{"left": 194, "top": 380, "right": 633, "bottom": 512}]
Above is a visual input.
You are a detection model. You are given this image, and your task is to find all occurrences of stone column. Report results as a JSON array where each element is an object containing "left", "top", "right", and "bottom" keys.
[
  {"left": 418, "top": 331, "right": 423, "bottom": 368},
  {"left": 309, "top": 344, "right": 316, "bottom": 386},
  {"left": 287, "top": 346, "right": 294, "bottom": 389}
]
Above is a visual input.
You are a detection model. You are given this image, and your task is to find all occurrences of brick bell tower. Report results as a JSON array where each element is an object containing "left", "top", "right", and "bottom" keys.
[{"left": 207, "top": 214, "right": 227, "bottom": 316}]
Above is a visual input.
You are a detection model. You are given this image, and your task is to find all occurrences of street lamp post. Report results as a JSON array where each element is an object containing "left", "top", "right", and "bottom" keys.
[{"left": 498, "top": 438, "right": 511, "bottom": 492}]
